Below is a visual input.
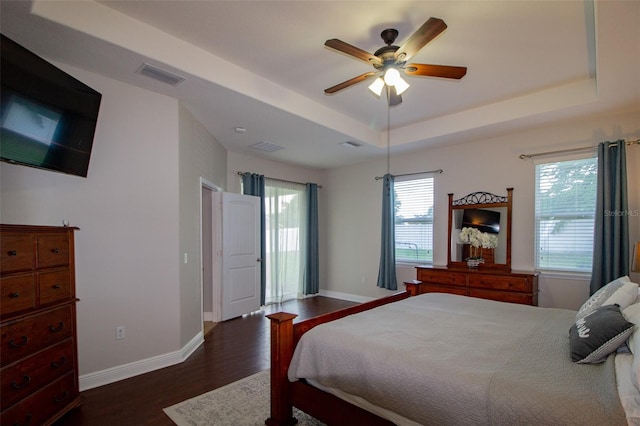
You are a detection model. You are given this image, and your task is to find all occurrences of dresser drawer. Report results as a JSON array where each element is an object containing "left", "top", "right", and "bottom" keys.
[
  {"left": 1, "top": 234, "right": 34, "bottom": 274},
  {"left": 422, "top": 283, "right": 468, "bottom": 296},
  {"left": 0, "top": 274, "right": 36, "bottom": 317},
  {"left": 417, "top": 269, "right": 466, "bottom": 287},
  {"left": 468, "top": 274, "right": 531, "bottom": 292},
  {"left": 1, "top": 306, "right": 73, "bottom": 367},
  {"left": 37, "top": 234, "right": 70, "bottom": 269},
  {"left": 0, "top": 371, "right": 79, "bottom": 426},
  {"left": 469, "top": 288, "right": 534, "bottom": 305},
  {"left": 38, "top": 269, "right": 72, "bottom": 306},
  {"left": 1, "top": 339, "right": 75, "bottom": 410}
]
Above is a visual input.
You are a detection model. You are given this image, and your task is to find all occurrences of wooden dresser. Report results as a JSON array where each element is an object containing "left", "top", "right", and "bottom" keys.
[
  {"left": 1, "top": 224, "right": 82, "bottom": 425},
  {"left": 407, "top": 265, "right": 539, "bottom": 306}
]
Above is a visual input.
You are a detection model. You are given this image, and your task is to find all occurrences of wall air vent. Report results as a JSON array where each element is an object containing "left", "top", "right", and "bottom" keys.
[
  {"left": 250, "top": 141, "right": 284, "bottom": 152},
  {"left": 137, "top": 63, "right": 185, "bottom": 86}
]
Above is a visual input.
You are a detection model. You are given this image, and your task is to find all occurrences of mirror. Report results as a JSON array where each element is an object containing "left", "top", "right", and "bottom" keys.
[{"left": 447, "top": 188, "right": 512, "bottom": 271}]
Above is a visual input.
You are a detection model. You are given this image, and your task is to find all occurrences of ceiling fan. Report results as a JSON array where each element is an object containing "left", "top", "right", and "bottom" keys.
[{"left": 324, "top": 17, "right": 467, "bottom": 106}]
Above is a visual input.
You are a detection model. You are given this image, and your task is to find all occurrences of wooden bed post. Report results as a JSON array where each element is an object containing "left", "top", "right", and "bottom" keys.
[{"left": 265, "top": 312, "right": 298, "bottom": 426}]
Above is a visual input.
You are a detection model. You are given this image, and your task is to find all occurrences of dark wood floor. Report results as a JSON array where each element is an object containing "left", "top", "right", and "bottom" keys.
[{"left": 54, "top": 296, "right": 358, "bottom": 426}]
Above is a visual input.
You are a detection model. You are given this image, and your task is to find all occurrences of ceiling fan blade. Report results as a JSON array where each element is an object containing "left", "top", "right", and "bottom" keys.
[
  {"left": 325, "top": 39, "right": 383, "bottom": 66},
  {"left": 387, "top": 86, "right": 402, "bottom": 106},
  {"left": 324, "top": 72, "right": 379, "bottom": 94},
  {"left": 404, "top": 63, "right": 467, "bottom": 79},
  {"left": 395, "top": 17, "right": 447, "bottom": 63}
]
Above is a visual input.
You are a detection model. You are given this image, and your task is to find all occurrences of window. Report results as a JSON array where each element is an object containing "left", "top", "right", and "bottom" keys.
[
  {"left": 394, "top": 175, "right": 434, "bottom": 263},
  {"left": 535, "top": 157, "right": 597, "bottom": 272}
]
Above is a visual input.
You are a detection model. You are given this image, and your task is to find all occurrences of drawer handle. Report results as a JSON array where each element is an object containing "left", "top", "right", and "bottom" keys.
[
  {"left": 53, "top": 390, "right": 69, "bottom": 403},
  {"left": 52, "top": 284, "right": 62, "bottom": 289},
  {"left": 51, "top": 356, "right": 68, "bottom": 368},
  {"left": 8, "top": 250, "right": 18, "bottom": 256},
  {"left": 9, "top": 336, "right": 28, "bottom": 348},
  {"left": 11, "top": 375, "right": 31, "bottom": 390},
  {"left": 13, "top": 413, "right": 32, "bottom": 426},
  {"left": 52, "top": 248, "right": 60, "bottom": 254},
  {"left": 49, "top": 322, "right": 64, "bottom": 333},
  {"left": 9, "top": 291, "right": 20, "bottom": 298}
]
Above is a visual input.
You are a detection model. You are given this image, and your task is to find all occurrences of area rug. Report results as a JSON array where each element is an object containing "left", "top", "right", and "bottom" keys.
[{"left": 163, "top": 370, "right": 325, "bottom": 425}]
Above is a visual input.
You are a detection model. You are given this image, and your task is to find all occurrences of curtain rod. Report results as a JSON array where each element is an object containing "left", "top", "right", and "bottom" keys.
[
  {"left": 519, "top": 138, "right": 640, "bottom": 160},
  {"left": 237, "top": 172, "right": 323, "bottom": 188},
  {"left": 375, "top": 169, "right": 443, "bottom": 180}
]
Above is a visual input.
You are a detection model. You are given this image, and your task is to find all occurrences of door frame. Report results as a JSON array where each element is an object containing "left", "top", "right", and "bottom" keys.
[{"left": 200, "top": 178, "right": 222, "bottom": 333}]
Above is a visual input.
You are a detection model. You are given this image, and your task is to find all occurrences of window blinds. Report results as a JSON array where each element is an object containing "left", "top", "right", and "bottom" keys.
[
  {"left": 394, "top": 175, "right": 434, "bottom": 263},
  {"left": 535, "top": 157, "right": 597, "bottom": 272}
]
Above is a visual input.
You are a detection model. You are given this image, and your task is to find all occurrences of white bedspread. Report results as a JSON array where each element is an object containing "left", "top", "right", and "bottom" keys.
[{"left": 288, "top": 293, "right": 627, "bottom": 425}]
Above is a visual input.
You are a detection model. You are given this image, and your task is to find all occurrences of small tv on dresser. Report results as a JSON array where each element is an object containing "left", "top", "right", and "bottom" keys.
[{"left": 1, "top": 34, "right": 102, "bottom": 177}]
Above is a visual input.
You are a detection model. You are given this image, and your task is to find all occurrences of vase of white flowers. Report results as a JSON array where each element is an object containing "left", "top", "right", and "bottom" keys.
[{"left": 459, "top": 227, "right": 498, "bottom": 269}]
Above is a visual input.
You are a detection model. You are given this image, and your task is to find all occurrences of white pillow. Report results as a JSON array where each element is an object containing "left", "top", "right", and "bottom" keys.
[
  {"left": 576, "top": 276, "right": 636, "bottom": 320},
  {"left": 615, "top": 353, "right": 640, "bottom": 424},
  {"left": 623, "top": 302, "right": 640, "bottom": 390},
  {"left": 604, "top": 279, "right": 638, "bottom": 307}
]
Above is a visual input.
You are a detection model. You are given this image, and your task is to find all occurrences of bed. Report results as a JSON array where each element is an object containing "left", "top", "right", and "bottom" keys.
[{"left": 266, "top": 279, "right": 640, "bottom": 426}]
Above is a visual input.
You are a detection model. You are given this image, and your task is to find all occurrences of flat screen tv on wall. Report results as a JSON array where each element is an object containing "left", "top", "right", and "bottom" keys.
[{"left": 1, "top": 34, "right": 102, "bottom": 178}]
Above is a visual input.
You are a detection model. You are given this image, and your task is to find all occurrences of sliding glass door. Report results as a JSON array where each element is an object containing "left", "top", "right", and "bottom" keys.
[{"left": 264, "top": 179, "right": 308, "bottom": 304}]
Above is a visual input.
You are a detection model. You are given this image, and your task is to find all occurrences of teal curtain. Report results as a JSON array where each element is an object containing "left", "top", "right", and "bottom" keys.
[
  {"left": 304, "top": 183, "right": 319, "bottom": 295},
  {"left": 377, "top": 174, "right": 397, "bottom": 290},
  {"left": 590, "top": 140, "right": 629, "bottom": 294},
  {"left": 242, "top": 173, "right": 267, "bottom": 305}
]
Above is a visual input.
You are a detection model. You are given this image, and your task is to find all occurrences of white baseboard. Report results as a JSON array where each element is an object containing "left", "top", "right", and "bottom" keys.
[
  {"left": 79, "top": 293, "right": 369, "bottom": 391},
  {"left": 182, "top": 330, "right": 205, "bottom": 360},
  {"left": 203, "top": 311, "right": 214, "bottom": 322},
  {"left": 318, "top": 289, "right": 375, "bottom": 303},
  {"left": 79, "top": 331, "right": 204, "bottom": 391}
]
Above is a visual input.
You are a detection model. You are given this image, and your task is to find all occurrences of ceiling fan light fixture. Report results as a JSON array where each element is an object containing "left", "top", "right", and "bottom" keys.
[
  {"left": 368, "top": 77, "right": 385, "bottom": 96},
  {"left": 394, "top": 76, "right": 410, "bottom": 95},
  {"left": 383, "top": 68, "right": 401, "bottom": 86}
]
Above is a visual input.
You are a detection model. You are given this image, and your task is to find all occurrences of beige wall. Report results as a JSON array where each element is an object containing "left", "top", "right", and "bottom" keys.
[
  {"left": 223, "top": 112, "right": 640, "bottom": 310},
  {"left": 323, "top": 110, "right": 640, "bottom": 309},
  {"left": 0, "top": 64, "right": 182, "bottom": 379},
  {"left": 178, "top": 103, "right": 228, "bottom": 347},
  {"left": 226, "top": 151, "right": 325, "bottom": 195}
]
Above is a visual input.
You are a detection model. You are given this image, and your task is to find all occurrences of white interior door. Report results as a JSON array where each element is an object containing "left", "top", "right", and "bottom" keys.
[{"left": 216, "top": 192, "right": 261, "bottom": 321}]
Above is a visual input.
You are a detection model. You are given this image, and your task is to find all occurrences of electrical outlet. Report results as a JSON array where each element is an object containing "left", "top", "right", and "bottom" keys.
[{"left": 116, "top": 326, "right": 125, "bottom": 340}]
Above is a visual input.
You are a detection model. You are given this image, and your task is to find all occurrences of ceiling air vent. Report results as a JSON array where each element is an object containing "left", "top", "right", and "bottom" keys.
[
  {"left": 339, "top": 141, "right": 362, "bottom": 148},
  {"left": 137, "top": 63, "right": 185, "bottom": 86},
  {"left": 250, "top": 141, "right": 284, "bottom": 152}
]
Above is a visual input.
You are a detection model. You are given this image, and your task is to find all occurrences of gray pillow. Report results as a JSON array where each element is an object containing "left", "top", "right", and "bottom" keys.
[
  {"left": 575, "top": 276, "right": 636, "bottom": 321},
  {"left": 569, "top": 304, "right": 634, "bottom": 364}
]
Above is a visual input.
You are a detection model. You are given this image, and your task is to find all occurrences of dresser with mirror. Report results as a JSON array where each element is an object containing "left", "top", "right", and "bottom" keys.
[{"left": 405, "top": 188, "right": 539, "bottom": 305}]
